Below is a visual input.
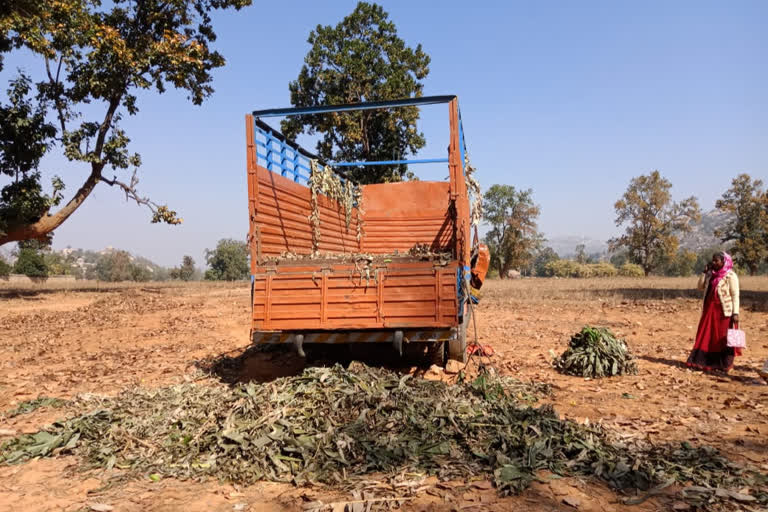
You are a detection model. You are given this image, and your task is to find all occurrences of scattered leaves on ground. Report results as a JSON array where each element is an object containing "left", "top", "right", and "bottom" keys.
[
  {"left": 3, "top": 397, "right": 69, "bottom": 418},
  {"left": 1, "top": 363, "right": 764, "bottom": 510}
]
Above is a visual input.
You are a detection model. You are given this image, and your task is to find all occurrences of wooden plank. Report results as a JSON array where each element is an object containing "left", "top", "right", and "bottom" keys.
[
  {"left": 377, "top": 271, "right": 384, "bottom": 323},
  {"left": 435, "top": 268, "right": 440, "bottom": 322},
  {"left": 321, "top": 272, "right": 328, "bottom": 324},
  {"left": 264, "top": 275, "right": 273, "bottom": 328}
]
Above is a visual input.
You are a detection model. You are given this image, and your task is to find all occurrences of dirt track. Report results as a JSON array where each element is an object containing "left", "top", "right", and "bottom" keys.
[{"left": 1, "top": 278, "right": 767, "bottom": 511}]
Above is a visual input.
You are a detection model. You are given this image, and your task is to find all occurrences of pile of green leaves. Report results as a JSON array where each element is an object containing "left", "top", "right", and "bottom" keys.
[
  {"left": 3, "top": 397, "right": 68, "bottom": 418},
  {"left": 555, "top": 326, "right": 639, "bottom": 378},
  {"left": 1, "top": 364, "right": 764, "bottom": 509}
]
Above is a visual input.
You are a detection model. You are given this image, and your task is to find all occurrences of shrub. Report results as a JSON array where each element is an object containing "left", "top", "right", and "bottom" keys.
[
  {"left": 589, "top": 263, "right": 618, "bottom": 278},
  {"left": 0, "top": 256, "right": 11, "bottom": 277},
  {"left": 545, "top": 260, "right": 619, "bottom": 278},
  {"left": 545, "top": 260, "right": 580, "bottom": 278},
  {"left": 574, "top": 264, "right": 593, "bottom": 278},
  {"left": 533, "top": 247, "right": 559, "bottom": 276},
  {"left": 618, "top": 263, "right": 644, "bottom": 277},
  {"left": 14, "top": 247, "right": 48, "bottom": 277}
]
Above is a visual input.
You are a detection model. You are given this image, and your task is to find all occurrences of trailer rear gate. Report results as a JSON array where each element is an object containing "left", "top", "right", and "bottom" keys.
[{"left": 246, "top": 96, "right": 472, "bottom": 354}]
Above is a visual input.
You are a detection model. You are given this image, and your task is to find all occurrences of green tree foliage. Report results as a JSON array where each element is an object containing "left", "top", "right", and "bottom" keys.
[
  {"left": 0, "top": 75, "right": 61, "bottom": 239},
  {"left": 43, "top": 250, "right": 74, "bottom": 275},
  {"left": 205, "top": 239, "right": 249, "bottom": 281},
  {"left": 0, "top": 0, "right": 250, "bottom": 246},
  {"left": 483, "top": 185, "right": 542, "bottom": 278},
  {"left": 0, "top": 254, "right": 10, "bottom": 276},
  {"left": 94, "top": 251, "right": 132, "bottom": 282},
  {"left": 617, "top": 263, "right": 645, "bottom": 277},
  {"left": 130, "top": 264, "right": 152, "bottom": 283},
  {"left": 170, "top": 255, "right": 196, "bottom": 281},
  {"left": 664, "top": 249, "right": 698, "bottom": 277},
  {"left": 533, "top": 247, "right": 559, "bottom": 277},
  {"left": 609, "top": 250, "right": 629, "bottom": 268},
  {"left": 13, "top": 240, "right": 48, "bottom": 277},
  {"left": 715, "top": 174, "right": 768, "bottom": 275},
  {"left": 574, "top": 244, "right": 588, "bottom": 264},
  {"left": 281, "top": 2, "right": 430, "bottom": 184},
  {"left": 609, "top": 171, "right": 701, "bottom": 275},
  {"left": 92, "top": 250, "right": 150, "bottom": 282}
]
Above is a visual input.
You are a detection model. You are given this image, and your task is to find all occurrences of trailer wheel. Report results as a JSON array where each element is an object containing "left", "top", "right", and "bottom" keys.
[
  {"left": 448, "top": 305, "right": 470, "bottom": 363},
  {"left": 403, "top": 342, "right": 444, "bottom": 367},
  {"left": 427, "top": 341, "right": 446, "bottom": 367}
]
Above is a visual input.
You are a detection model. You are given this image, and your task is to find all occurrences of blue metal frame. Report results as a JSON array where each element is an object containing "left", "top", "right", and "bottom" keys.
[
  {"left": 254, "top": 123, "right": 313, "bottom": 184},
  {"left": 252, "top": 95, "right": 457, "bottom": 118},
  {"left": 331, "top": 158, "right": 449, "bottom": 167},
  {"left": 252, "top": 95, "right": 463, "bottom": 172}
]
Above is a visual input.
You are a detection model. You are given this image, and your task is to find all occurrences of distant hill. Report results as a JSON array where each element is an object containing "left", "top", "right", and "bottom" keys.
[
  {"left": 57, "top": 246, "right": 169, "bottom": 278},
  {"left": 678, "top": 209, "right": 731, "bottom": 251},
  {"left": 545, "top": 210, "right": 730, "bottom": 258},
  {"left": 544, "top": 236, "right": 607, "bottom": 259}
]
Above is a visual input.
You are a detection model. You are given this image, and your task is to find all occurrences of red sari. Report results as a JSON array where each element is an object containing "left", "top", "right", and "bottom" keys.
[{"left": 686, "top": 284, "right": 741, "bottom": 372}]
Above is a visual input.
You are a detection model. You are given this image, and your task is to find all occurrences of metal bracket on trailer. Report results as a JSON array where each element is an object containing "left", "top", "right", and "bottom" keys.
[
  {"left": 253, "top": 329, "right": 456, "bottom": 345},
  {"left": 392, "top": 330, "right": 403, "bottom": 357},
  {"left": 293, "top": 334, "right": 305, "bottom": 357}
]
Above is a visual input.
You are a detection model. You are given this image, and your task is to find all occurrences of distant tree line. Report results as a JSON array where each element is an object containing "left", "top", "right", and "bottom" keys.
[
  {"left": 1, "top": 238, "right": 250, "bottom": 282},
  {"left": 2, "top": 241, "right": 172, "bottom": 281},
  {"left": 483, "top": 172, "right": 768, "bottom": 278}
]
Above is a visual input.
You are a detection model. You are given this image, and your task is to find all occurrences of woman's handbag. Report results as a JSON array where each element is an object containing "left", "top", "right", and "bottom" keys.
[{"left": 727, "top": 322, "right": 746, "bottom": 349}]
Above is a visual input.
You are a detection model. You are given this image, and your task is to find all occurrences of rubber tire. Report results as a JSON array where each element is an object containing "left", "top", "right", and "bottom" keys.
[
  {"left": 403, "top": 342, "right": 444, "bottom": 367},
  {"left": 448, "top": 304, "right": 470, "bottom": 363},
  {"left": 428, "top": 341, "right": 446, "bottom": 367}
]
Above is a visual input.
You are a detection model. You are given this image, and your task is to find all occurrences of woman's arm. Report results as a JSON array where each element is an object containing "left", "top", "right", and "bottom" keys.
[
  {"left": 730, "top": 272, "right": 740, "bottom": 317},
  {"left": 697, "top": 271, "right": 708, "bottom": 291}
]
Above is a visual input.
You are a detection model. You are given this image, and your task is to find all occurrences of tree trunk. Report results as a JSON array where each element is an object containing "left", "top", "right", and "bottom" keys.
[
  {"left": 0, "top": 164, "right": 103, "bottom": 246},
  {"left": 501, "top": 260, "right": 513, "bottom": 279},
  {"left": 496, "top": 259, "right": 504, "bottom": 279},
  {"left": 642, "top": 253, "right": 651, "bottom": 276},
  {"left": 0, "top": 98, "right": 119, "bottom": 247}
]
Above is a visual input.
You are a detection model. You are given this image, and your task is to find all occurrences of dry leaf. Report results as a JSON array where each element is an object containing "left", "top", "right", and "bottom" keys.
[
  {"left": 88, "top": 504, "right": 114, "bottom": 512},
  {"left": 562, "top": 495, "right": 581, "bottom": 508}
]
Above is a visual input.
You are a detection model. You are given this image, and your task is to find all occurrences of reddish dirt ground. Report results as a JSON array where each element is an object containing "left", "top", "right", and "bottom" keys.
[{"left": 1, "top": 278, "right": 766, "bottom": 511}]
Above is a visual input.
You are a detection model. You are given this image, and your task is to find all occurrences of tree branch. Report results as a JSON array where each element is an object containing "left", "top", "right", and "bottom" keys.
[
  {"left": 0, "top": 98, "right": 122, "bottom": 245},
  {"left": 99, "top": 171, "right": 164, "bottom": 216},
  {"left": 44, "top": 55, "right": 68, "bottom": 135},
  {"left": 0, "top": 165, "right": 104, "bottom": 245}
]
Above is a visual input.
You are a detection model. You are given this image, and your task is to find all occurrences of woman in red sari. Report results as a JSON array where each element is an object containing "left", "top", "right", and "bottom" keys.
[{"left": 686, "top": 252, "right": 741, "bottom": 372}]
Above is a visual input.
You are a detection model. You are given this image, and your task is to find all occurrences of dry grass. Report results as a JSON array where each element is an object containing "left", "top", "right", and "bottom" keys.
[
  {"left": 3, "top": 275, "right": 767, "bottom": 310},
  {"left": 481, "top": 276, "right": 768, "bottom": 306}
]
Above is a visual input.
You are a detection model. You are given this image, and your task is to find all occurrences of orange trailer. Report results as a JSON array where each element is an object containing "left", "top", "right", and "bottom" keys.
[{"left": 245, "top": 96, "right": 487, "bottom": 364}]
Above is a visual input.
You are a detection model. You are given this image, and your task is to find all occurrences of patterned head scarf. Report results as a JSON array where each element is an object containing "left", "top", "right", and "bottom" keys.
[{"left": 711, "top": 252, "right": 733, "bottom": 289}]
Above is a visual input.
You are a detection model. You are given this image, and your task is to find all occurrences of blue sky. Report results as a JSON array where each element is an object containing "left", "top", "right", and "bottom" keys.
[{"left": 2, "top": 0, "right": 766, "bottom": 266}]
